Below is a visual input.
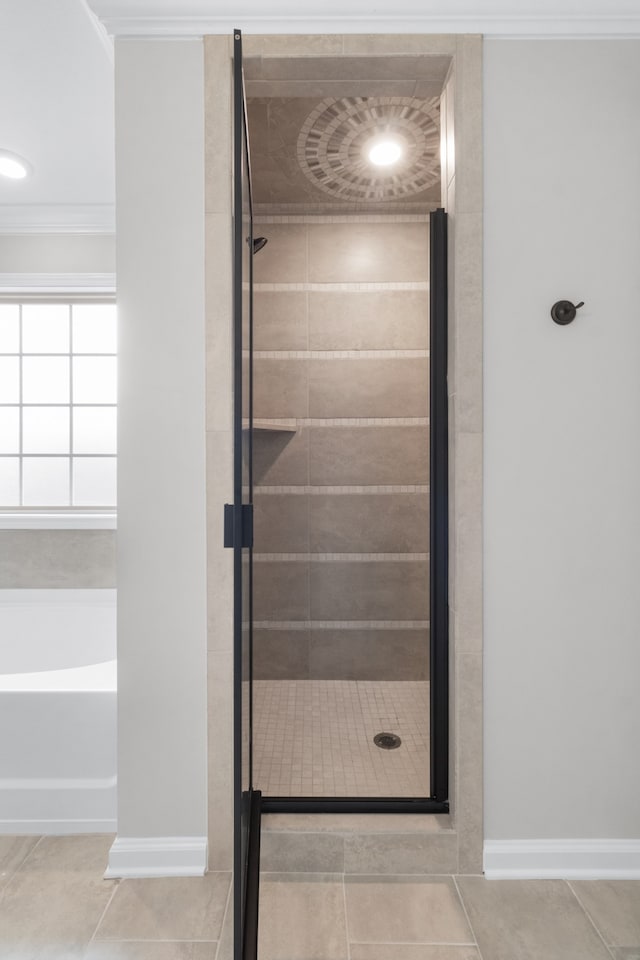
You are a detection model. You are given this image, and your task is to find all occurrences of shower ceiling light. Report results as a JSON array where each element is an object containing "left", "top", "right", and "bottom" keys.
[
  {"left": 0, "top": 149, "right": 32, "bottom": 180},
  {"left": 298, "top": 96, "right": 440, "bottom": 203},
  {"left": 366, "top": 135, "right": 405, "bottom": 167}
]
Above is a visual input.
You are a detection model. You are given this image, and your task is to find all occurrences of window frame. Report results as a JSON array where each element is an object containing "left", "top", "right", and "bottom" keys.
[{"left": 0, "top": 276, "right": 117, "bottom": 530}]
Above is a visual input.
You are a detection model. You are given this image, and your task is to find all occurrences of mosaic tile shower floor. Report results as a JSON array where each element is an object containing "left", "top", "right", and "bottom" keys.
[{"left": 252, "top": 679, "right": 430, "bottom": 797}]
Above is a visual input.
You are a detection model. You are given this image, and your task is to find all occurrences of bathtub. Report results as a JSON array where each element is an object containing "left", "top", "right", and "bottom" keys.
[{"left": 0, "top": 589, "right": 117, "bottom": 834}]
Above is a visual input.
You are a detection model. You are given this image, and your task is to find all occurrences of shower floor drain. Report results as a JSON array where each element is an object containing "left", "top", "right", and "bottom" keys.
[{"left": 373, "top": 732, "right": 402, "bottom": 750}]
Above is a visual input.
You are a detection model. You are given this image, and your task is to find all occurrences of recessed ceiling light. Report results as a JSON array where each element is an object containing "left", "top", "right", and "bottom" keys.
[
  {"left": 0, "top": 150, "right": 32, "bottom": 180},
  {"left": 366, "top": 135, "right": 405, "bottom": 168}
]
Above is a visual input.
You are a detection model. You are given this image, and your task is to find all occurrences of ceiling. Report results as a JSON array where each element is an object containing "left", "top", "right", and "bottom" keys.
[
  {"left": 248, "top": 96, "right": 441, "bottom": 211},
  {"left": 0, "top": 0, "right": 115, "bottom": 233},
  {"left": 246, "top": 54, "right": 449, "bottom": 211}
]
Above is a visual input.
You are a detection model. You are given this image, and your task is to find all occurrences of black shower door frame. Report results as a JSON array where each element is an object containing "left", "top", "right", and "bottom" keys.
[
  {"left": 259, "top": 209, "right": 450, "bottom": 816},
  {"left": 227, "top": 28, "right": 261, "bottom": 960}
]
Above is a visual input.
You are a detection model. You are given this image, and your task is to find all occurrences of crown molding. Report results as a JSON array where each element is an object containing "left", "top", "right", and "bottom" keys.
[
  {"left": 87, "top": 1, "right": 640, "bottom": 38},
  {"left": 0, "top": 205, "right": 115, "bottom": 235}
]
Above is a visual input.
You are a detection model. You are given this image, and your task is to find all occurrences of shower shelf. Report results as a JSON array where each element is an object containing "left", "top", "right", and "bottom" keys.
[{"left": 247, "top": 419, "right": 297, "bottom": 433}]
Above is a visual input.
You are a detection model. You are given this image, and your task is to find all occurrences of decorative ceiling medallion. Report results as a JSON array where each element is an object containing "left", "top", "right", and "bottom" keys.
[{"left": 297, "top": 96, "right": 440, "bottom": 203}]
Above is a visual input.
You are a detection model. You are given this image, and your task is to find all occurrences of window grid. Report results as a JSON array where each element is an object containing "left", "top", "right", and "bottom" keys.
[{"left": 0, "top": 302, "right": 117, "bottom": 508}]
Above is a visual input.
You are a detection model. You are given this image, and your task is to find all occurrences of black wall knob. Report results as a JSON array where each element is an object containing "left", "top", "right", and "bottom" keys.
[{"left": 551, "top": 300, "right": 584, "bottom": 325}]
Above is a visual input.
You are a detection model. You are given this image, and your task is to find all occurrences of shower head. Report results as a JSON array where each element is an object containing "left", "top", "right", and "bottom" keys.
[{"left": 253, "top": 237, "right": 268, "bottom": 254}]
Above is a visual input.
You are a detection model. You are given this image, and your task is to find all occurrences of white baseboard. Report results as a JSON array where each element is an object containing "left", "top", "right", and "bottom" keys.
[
  {"left": 484, "top": 839, "right": 640, "bottom": 879},
  {"left": 105, "top": 836, "right": 208, "bottom": 878}
]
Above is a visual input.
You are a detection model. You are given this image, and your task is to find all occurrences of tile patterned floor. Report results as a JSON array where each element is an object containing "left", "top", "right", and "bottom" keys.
[
  {"left": 259, "top": 872, "right": 640, "bottom": 960},
  {"left": 253, "top": 679, "right": 430, "bottom": 797},
  {"left": 0, "top": 834, "right": 232, "bottom": 960},
  {"left": 0, "top": 835, "right": 638, "bottom": 960}
]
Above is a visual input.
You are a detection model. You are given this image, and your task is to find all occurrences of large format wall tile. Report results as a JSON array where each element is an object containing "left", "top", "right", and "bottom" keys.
[
  {"left": 254, "top": 493, "right": 309, "bottom": 553},
  {"left": 309, "top": 493, "right": 429, "bottom": 554},
  {"left": 253, "top": 628, "right": 309, "bottom": 680},
  {"left": 309, "top": 628, "right": 429, "bottom": 681},
  {"left": 309, "top": 426, "right": 428, "bottom": 486},
  {"left": 254, "top": 291, "right": 308, "bottom": 351},
  {"left": 308, "top": 223, "right": 429, "bottom": 283},
  {"left": 253, "top": 223, "right": 308, "bottom": 283},
  {"left": 255, "top": 54, "right": 451, "bottom": 83},
  {"left": 254, "top": 561, "right": 309, "bottom": 621},
  {"left": 254, "top": 358, "right": 308, "bottom": 419},
  {"left": 309, "top": 358, "right": 428, "bottom": 418},
  {"left": 310, "top": 561, "right": 428, "bottom": 621},
  {"left": 308, "top": 290, "right": 428, "bottom": 351},
  {"left": 254, "top": 427, "right": 308, "bottom": 486}
]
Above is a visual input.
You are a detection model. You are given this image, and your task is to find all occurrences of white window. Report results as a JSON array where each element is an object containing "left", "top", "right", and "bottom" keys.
[{"left": 0, "top": 300, "right": 117, "bottom": 513}]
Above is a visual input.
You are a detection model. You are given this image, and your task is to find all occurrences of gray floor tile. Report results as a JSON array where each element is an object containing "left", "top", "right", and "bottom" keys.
[
  {"left": 85, "top": 944, "right": 216, "bottom": 959},
  {"left": 0, "top": 835, "right": 40, "bottom": 892},
  {"left": 94, "top": 873, "right": 231, "bottom": 942},
  {"left": 350, "top": 947, "right": 480, "bottom": 960},
  {"left": 345, "top": 876, "right": 473, "bottom": 945},
  {"left": 258, "top": 873, "right": 348, "bottom": 960},
  {"left": 612, "top": 950, "right": 640, "bottom": 960},
  {"left": 0, "top": 835, "right": 116, "bottom": 956},
  {"left": 571, "top": 881, "right": 640, "bottom": 948},
  {"left": 456, "top": 877, "right": 612, "bottom": 960}
]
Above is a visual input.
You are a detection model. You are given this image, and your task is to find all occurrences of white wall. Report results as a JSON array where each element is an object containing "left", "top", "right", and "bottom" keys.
[
  {"left": 112, "top": 38, "right": 208, "bottom": 857},
  {"left": 484, "top": 39, "right": 640, "bottom": 843}
]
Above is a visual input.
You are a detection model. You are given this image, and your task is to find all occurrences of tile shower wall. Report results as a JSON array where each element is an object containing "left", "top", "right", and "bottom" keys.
[{"left": 252, "top": 216, "right": 430, "bottom": 682}]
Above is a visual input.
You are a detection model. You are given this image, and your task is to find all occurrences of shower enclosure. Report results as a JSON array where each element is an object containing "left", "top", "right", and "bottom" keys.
[
  {"left": 228, "top": 30, "right": 452, "bottom": 960},
  {"left": 229, "top": 33, "right": 449, "bottom": 881},
  {"left": 248, "top": 201, "right": 449, "bottom": 812}
]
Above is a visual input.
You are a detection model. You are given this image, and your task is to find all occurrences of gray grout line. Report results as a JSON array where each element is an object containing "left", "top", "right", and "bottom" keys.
[
  {"left": 254, "top": 282, "right": 430, "bottom": 292},
  {"left": 343, "top": 873, "right": 462, "bottom": 879},
  {"left": 253, "top": 553, "right": 429, "bottom": 562},
  {"left": 453, "top": 875, "right": 485, "bottom": 960},
  {"left": 343, "top": 873, "right": 352, "bottom": 960},
  {"left": 90, "top": 939, "right": 220, "bottom": 944},
  {"left": 254, "top": 214, "right": 430, "bottom": 223},
  {"left": 88, "top": 877, "right": 121, "bottom": 944},
  {"left": 251, "top": 417, "right": 429, "bottom": 427},
  {"left": 348, "top": 941, "right": 478, "bottom": 947},
  {"left": 253, "top": 483, "right": 430, "bottom": 497},
  {"left": 214, "top": 872, "right": 234, "bottom": 960},
  {"left": 1, "top": 834, "right": 45, "bottom": 887},
  {"left": 566, "top": 880, "right": 617, "bottom": 959},
  {"left": 252, "top": 350, "right": 430, "bottom": 358},
  {"left": 254, "top": 622, "right": 430, "bottom": 632}
]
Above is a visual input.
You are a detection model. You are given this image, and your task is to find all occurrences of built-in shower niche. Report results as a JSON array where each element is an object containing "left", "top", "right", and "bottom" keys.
[{"left": 251, "top": 215, "right": 433, "bottom": 799}]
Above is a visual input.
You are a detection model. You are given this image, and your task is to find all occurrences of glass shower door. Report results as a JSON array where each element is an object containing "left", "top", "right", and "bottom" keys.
[{"left": 229, "top": 28, "right": 259, "bottom": 960}]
